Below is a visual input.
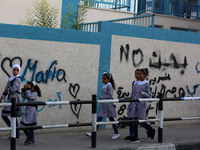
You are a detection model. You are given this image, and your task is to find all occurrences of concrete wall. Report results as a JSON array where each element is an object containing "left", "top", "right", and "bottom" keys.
[
  {"left": 0, "top": 0, "right": 133, "bottom": 26},
  {"left": 1, "top": 0, "right": 200, "bottom": 32},
  {"left": 0, "top": 21, "right": 200, "bottom": 133},
  {"left": 110, "top": 35, "right": 200, "bottom": 123},
  {"left": 154, "top": 14, "right": 200, "bottom": 30},
  {"left": 0, "top": 24, "right": 105, "bottom": 133},
  {"left": 0, "top": 0, "right": 62, "bottom": 26},
  {"left": 84, "top": 7, "right": 134, "bottom": 23},
  {"left": 99, "top": 22, "right": 200, "bottom": 125}
]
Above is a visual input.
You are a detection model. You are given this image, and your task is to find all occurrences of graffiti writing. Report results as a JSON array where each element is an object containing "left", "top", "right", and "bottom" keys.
[
  {"left": 36, "top": 92, "right": 62, "bottom": 112},
  {"left": 117, "top": 87, "right": 130, "bottom": 99},
  {"left": 21, "top": 59, "right": 67, "bottom": 83},
  {"left": 0, "top": 56, "right": 83, "bottom": 121},
  {"left": 151, "top": 84, "right": 185, "bottom": 98},
  {"left": 1, "top": 57, "right": 67, "bottom": 84},
  {"left": 69, "top": 83, "right": 80, "bottom": 99},
  {"left": 69, "top": 83, "right": 82, "bottom": 120},
  {"left": 186, "top": 84, "right": 200, "bottom": 96},
  {"left": 149, "top": 51, "right": 188, "bottom": 75},
  {"left": 1, "top": 57, "right": 23, "bottom": 77},
  {"left": 148, "top": 73, "right": 171, "bottom": 85},
  {"left": 196, "top": 62, "right": 200, "bottom": 74},
  {"left": 120, "top": 44, "right": 144, "bottom": 67},
  {"left": 117, "top": 116, "right": 129, "bottom": 128}
]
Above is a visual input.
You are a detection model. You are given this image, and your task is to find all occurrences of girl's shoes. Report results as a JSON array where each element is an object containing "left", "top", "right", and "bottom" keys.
[
  {"left": 85, "top": 132, "right": 92, "bottom": 137},
  {"left": 24, "top": 138, "right": 30, "bottom": 144},
  {"left": 129, "top": 136, "right": 140, "bottom": 143},
  {"left": 147, "top": 128, "right": 156, "bottom": 139},
  {"left": 124, "top": 135, "right": 132, "bottom": 140},
  {"left": 112, "top": 134, "right": 120, "bottom": 139},
  {"left": 16, "top": 136, "right": 22, "bottom": 141},
  {"left": 25, "top": 140, "right": 36, "bottom": 146}
]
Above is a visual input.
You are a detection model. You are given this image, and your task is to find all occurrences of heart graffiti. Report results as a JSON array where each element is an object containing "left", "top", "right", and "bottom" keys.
[
  {"left": 69, "top": 83, "right": 81, "bottom": 119},
  {"left": 132, "top": 48, "right": 144, "bottom": 67},
  {"left": 70, "top": 99, "right": 82, "bottom": 119},
  {"left": 69, "top": 83, "right": 80, "bottom": 99},
  {"left": 1, "top": 57, "right": 23, "bottom": 77}
]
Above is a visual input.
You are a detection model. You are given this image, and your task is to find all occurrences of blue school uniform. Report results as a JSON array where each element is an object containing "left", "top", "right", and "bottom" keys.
[
  {"left": 127, "top": 80, "right": 154, "bottom": 138},
  {"left": 1, "top": 77, "right": 23, "bottom": 117},
  {"left": 20, "top": 89, "right": 38, "bottom": 126},
  {"left": 97, "top": 82, "right": 117, "bottom": 118},
  {"left": 127, "top": 80, "right": 151, "bottom": 119}
]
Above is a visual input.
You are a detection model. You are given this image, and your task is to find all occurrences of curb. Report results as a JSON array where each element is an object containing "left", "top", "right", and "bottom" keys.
[{"left": 175, "top": 142, "right": 200, "bottom": 150}]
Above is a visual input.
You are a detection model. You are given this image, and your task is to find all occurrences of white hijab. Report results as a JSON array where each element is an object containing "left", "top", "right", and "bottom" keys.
[{"left": 9, "top": 64, "right": 21, "bottom": 81}]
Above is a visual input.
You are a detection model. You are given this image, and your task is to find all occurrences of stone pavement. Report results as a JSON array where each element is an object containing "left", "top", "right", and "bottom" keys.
[{"left": 0, "top": 123, "right": 200, "bottom": 150}]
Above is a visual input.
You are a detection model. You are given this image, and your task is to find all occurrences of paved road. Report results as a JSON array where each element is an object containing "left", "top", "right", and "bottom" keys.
[{"left": 0, "top": 123, "right": 200, "bottom": 150}]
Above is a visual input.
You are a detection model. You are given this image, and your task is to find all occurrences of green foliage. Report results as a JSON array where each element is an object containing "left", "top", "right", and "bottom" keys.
[
  {"left": 82, "top": 0, "right": 94, "bottom": 7},
  {"left": 61, "top": 4, "right": 87, "bottom": 30},
  {"left": 19, "top": 0, "right": 59, "bottom": 28}
]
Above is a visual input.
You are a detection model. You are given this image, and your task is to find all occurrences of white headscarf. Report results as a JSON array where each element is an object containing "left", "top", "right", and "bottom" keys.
[{"left": 9, "top": 64, "right": 21, "bottom": 81}]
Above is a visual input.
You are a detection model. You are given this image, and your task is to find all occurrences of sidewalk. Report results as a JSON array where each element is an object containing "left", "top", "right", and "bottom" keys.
[{"left": 0, "top": 123, "right": 200, "bottom": 150}]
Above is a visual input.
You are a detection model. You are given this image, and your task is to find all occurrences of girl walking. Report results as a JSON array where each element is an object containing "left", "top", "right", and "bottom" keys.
[
  {"left": 20, "top": 82, "right": 41, "bottom": 146},
  {"left": 86, "top": 72, "right": 120, "bottom": 139},
  {"left": 127, "top": 68, "right": 156, "bottom": 143},
  {"left": 0, "top": 64, "right": 23, "bottom": 139}
]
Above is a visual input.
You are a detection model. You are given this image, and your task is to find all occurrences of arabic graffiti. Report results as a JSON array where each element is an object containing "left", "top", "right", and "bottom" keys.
[
  {"left": 116, "top": 86, "right": 155, "bottom": 128},
  {"left": 186, "top": 84, "right": 200, "bottom": 96},
  {"left": 117, "top": 87, "right": 130, "bottom": 99},
  {"left": 149, "top": 51, "right": 188, "bottom": 75},
  {"left": 120, "top": 44, "right": 188, "bottom": 75},
  {"left": 185, "top": 62, "right": 200, "bottom": 96},
  {"left": 147, "top": 73, "right": 171, "bottom": 85},
  {"left": 150, "top": 84, "right": 185, "bottom": 98},
  {"left": 196, "top": 62, "right": 200, "bottom": 74}
]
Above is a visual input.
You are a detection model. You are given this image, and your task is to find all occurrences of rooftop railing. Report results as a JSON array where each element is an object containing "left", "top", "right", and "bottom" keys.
[
  {"left": 80, "top": 14, "right": 155, "bottom": 32},
  {"left": 79, "top": 0, "right": 131, "bottom": 11}
]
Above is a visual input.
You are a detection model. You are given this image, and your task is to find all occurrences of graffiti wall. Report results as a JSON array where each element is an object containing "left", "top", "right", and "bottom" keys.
[
  {"left": 110, "top": 35, "right": 200, "bottom": 126},
  {"left": 0, "top": 37, "right": 100, "bottom": 127},
  {"left": 0, "top": 21, "right": 199, "bottom": 132}
]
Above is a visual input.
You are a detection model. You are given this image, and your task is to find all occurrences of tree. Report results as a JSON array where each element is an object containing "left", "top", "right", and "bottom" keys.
[
  {"left": 61, "top": 4, "right": 87, "bottom": 30},
  {"left": 19, "top": 0, "right": 59, "bottom": 28}
]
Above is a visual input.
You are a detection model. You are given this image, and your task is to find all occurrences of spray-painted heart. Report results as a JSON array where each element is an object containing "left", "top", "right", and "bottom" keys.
[
  {"left": 69, "top": 83, "right": 80, "bottom": 99},
  {"left": 1, "top": 57, "right": 22, "bottom": 77},
  {"left": 132, "top": 48, "right": 144, "bottom": 67},
  {"left": 70, "top": 99, "right": 82, "bottom": 119}
]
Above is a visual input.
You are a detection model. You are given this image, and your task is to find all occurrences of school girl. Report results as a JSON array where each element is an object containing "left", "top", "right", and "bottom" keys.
[
  {"left": 20, "top": 82, "right": 41, "bottom": 146},
  {"left": 127, "top": 68, "right": 156, "bottom": 143},
  {"left": 0, "top": 64, "right": 23, "bottom": 139},
  {"left": 86, "top": 72, "right": 120, "bottom": 139}
]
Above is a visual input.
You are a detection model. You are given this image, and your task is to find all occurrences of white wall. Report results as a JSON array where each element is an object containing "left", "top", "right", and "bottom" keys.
[
  {"left": 0, "top": 37, "right": 100, "bottom": 132},
  {"left": 84, "top": 7, "right": 134, "bottom": 23},
  {"left": 110, "top": 35, "right": 200, "bottom": 124},
  {"left": 154, "top": 14, "right": 200, "bottom": 30},
  {"left": 0, "top": 0, "right": 62, "bottom": 26}
]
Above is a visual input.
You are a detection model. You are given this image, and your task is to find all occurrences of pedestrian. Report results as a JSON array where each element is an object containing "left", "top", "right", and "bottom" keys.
[
  {"left": 20, "top": 82, "right": 41, "bottom": 146},
  {"left": 0, "top": 64, "right": 23, "bottom": 140},
  {"left": 126, "top": 68, "right": 156, "bottom": 143},
  {"left": 85, "top": 72, "right": 120, "bottom": 139}
]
